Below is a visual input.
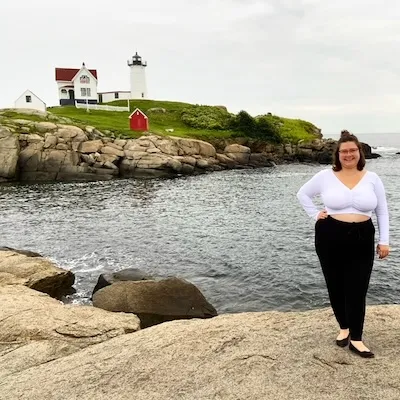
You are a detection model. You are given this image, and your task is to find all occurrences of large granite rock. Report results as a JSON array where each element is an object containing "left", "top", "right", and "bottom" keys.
[
  {"left": 0, "top": 249, "right": 74, "bottom": 298},
  {"left": 0, "top": 126, "right": 19, "bottom": 180},
  {"left": 224, "top": 144, "right": 251, "bottom": 164},
  {"left": 0, "top": 285, "right": 140, "bottom": 380},
  {"left": 92, "top": 277, "right": 218, "bottom": 328},
  {"left": 1, "top": 305, "right": 400, "bottom": 399}
]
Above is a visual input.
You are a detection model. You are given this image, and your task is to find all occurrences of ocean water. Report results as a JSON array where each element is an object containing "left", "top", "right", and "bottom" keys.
[
  {"left": 0, "top": 133, "right": 399, "bottom": 314},
  {"left": 326, "top": 132, "right": 400, "bottom": 154}
]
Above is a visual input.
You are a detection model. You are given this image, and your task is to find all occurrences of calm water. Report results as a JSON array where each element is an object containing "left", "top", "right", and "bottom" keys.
[{"left": 1, "top": 133, "right": 399, "bottom": 314}]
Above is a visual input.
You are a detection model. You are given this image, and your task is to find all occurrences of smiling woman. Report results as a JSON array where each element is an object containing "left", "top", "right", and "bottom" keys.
[{"left": 296, "top": 130, "right": 390, "bottom": 358}]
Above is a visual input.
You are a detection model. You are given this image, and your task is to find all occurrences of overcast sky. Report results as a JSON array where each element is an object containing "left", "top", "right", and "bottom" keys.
[{"left": 1, "top": 0, "right": 400, "bottom": 135}]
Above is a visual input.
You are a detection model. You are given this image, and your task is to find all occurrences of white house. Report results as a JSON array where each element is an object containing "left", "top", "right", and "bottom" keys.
[
  {"left": 55, "top": 63, "right": 98, "bottom": 106},
  {"left": 14, "top": 90, "right": 46, "bottom": 112},
  {"left": 98, "top": 91, "right": 130, "bottom": 104}
]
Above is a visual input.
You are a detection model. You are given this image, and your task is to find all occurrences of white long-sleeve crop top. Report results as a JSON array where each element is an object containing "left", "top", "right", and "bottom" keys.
[{"left": 297, "top": 169, "right": 389, "bottom": 245}]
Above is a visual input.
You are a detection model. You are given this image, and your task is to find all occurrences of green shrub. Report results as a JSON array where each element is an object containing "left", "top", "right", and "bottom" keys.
[
  {"left": 181, "top": 105, "right": 233, "bottom": 130},
  {"left": 229, "top": 110, "right": 257, "bottom": 134},
  {"left": 229, "top": 111, "right": 282, "bottom": 142},
  {"left": 254, "top": 115, "right": 282, "bottom": 142}
]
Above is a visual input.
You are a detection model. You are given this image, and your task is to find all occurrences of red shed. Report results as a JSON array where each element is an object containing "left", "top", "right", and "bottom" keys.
[{"left": 129, "top": 108, "right": 149, "bottom": 131}]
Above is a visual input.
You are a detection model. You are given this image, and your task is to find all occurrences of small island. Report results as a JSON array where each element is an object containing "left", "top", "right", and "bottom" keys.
[{"left": 0, "top": 100, "right": 377, "bottom": 183}]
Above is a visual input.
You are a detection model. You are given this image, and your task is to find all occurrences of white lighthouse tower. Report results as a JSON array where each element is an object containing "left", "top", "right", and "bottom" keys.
[{"left": 127, "top": 52, "right": 148, "bottom": 99}]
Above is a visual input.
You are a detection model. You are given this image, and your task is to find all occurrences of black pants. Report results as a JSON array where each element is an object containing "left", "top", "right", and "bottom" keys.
[{"left": 315, "top": 216, "right": 375, "bottom": 341}]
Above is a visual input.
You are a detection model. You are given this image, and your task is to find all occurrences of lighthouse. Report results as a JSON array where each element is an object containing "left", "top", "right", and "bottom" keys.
[{"left": 127, "top": 52, "right": 148, "bottom": 99}]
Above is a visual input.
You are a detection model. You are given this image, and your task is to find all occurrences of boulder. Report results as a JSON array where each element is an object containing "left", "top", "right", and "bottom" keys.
[
  {"left": 224, "top": 144, "right": 251, "bottom": 164},
  {"left": 173, "top": 137, "right": 216, "bottom": 157},
  {"left": 43, "top": 133, "right": 57, "bottom": 149},
  {"left": 93, "top": 277, "right": 218, "bottom": 328},
  {"left": 79, "top": 140, "right": 103, "bottom": 153},
  {"left": 181, "top": 163, "right": 195, "bottom": 174},
  {"left": 101, "top": 146, "right": 124, "bottom": 157},
  {"left": 196, "top": 158, "right": 210, "bottom": 169},
  {"left": 123, "top": 150, "right": 148, "bottom": 160},
  {"left": 92, "top": 268, "right": 154, "bottom": 297},
  {"left": 40, "top": 149, "right": 68, "bottom": 172},
  {"left": 124, "top": 141, "right": 149, "bottom": 152},
  {"left": 224, "top": 144, "right": 251, "bottom": 154},
  {"left": 56, "top": 126, "right": 85, "bottom": 140},
  {"left": 34, "top": 122, "right": 57, "bottom": 133},
  {"left": 216, "top": 153, "right": 237, "bottom": 168},
  {"left": 173, "top": 155, "right": 197, "bottom": 166},
  {"left": 249, "top": 153, "right": 274, "bottom": 167},
  {"left": 113, "top": 139, "right": 127, "bottom": 148},
  {"left": 0, "top": 249, "right": 75, "bottom": 298},
  {"left": 0, "top": 285, "right": 139, "bottom": 380},
  {"left": 149, "top": 137, "right": 179, "bottom": 156},
  {"left": 368, "top": 153, "right": 381, "bottom": 159},
  {"left": 136, "top": 154, "right": 171, "bottom": 170},
  {"left": 0, "top": 126, "right": 19, "bottom": 179},
  {"left": 96, "top": 153, "right": 119, "bottom": 164},
  {"left": 0, "top": 247, "right": 41, "bottom": 257},
  {"left": 226, "top": 152, "right": 250, "bottom": 164},
  {"left": 26, "top": 134, "right": 43, "bottom": 143}
]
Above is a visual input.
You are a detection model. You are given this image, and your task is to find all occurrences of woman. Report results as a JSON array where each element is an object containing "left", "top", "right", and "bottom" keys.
[{"left": 297, "top": 131, "right": 390, "bottom": 358}]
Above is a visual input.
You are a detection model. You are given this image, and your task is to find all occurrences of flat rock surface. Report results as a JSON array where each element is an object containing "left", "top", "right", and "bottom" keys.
[
  {"left": 0, "top": 305, "right": 399, "bottom": 399},
  {"left": 0, "top": 286, "right": 140, "bottom": 381}
]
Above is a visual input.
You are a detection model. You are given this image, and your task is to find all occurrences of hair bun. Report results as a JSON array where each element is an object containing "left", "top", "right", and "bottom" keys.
[{"left": 340, "top": 130, "right": 352, "bottom": 138}]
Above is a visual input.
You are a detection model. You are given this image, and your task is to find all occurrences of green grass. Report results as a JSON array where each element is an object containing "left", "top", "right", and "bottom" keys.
[
  {"left": 275, "top": 116, "right": 321, "bottom": 142},
  {"left": 48, "top": 100, "right": 239, "bottom": 140},
  {"left": 2, "top": 99, "right": 320, "bottom": 143},
  {"left": 0, "top": 111, "right": 48, "bottom": 123},
  {"left": 48, "top": 106, "right": 139, "bottom": 137}
]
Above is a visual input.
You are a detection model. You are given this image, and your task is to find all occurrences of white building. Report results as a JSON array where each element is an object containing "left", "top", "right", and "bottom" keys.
[
  {"left": 14, "top": 90, "right": 46, "bottom": 112},
  {"left": 98, "top": 91, "right": 130, "bottom": 104},
  {"left": 55, "top": 63, "right": 98, "bottom": 106},
  {"left": 128, "top": 52, "right": 148, "bottom": 99},
  {"left": 56, "top": 53, "right": 148, "bottom": 106}
]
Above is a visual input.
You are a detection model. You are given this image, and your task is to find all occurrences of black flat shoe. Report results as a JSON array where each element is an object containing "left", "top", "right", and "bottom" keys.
[
  {"left": 349, "top": 342, "right": 374, "bottom": 358},
  {"left": 336, "top": 335, "right": 350, "bottom": 347}
]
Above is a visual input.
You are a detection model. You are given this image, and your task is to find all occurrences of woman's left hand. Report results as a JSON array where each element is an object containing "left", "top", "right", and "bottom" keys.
[{"left": 377, "top": 244, "right": 390, "bottom": 259}]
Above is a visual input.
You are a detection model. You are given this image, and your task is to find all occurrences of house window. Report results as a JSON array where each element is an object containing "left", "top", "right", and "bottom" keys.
[
  {"left": 80, "top": 75, "right": 90, "bottom": 84},
  {"left": 26, "top": 95, "right": 32, "bottom": 103},
  {"left": 141, "top": 92, "right": 144, "bottom": 98},
  {"left": 61, "top": 89, "right": 67, "bottom": 94},
  {"left": 81, "top": 88, "right": 91, "bottom": 97},
  {"left": 114, "top": 92, "right": 119, "bottom": 99}
]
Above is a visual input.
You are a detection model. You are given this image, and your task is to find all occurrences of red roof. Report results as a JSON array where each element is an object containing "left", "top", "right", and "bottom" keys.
[
  {"left": 55, "top": 68, "right": 98, "bottom": 81},
  {"left": 129, "top": 108, "right": 148, "bottom": 119}
]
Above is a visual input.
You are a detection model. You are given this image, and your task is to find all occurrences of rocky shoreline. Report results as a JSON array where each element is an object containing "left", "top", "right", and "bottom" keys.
[
  {"left": 0, "top": 110, "right": 380, "bottom": 183},
  {"left": 1, "top": 247, "right": 400, "bottom": 399}
]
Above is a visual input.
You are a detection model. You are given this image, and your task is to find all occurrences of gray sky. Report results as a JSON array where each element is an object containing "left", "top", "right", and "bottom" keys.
[{"left": 1, "top": 0, "right": 400, "bottom": 134}]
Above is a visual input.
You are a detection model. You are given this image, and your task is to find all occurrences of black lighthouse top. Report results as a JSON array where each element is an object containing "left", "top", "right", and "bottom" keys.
[{"left": 127, "top": 52, "right": 147, "bottom": 67}]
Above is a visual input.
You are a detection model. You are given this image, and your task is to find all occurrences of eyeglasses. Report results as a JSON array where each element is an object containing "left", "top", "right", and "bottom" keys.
[{"left": 338, "top": 148, "right": 359, "bottom": 155}]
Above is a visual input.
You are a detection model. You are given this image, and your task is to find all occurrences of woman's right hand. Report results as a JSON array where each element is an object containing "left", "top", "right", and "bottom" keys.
[{"left": 317, "top": 210, "right": 328, "bottom": 220}]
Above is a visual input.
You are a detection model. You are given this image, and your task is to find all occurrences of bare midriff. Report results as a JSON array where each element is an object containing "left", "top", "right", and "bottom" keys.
[{"left": 330, "top": 214, "right": 371, "bottom": 223}]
